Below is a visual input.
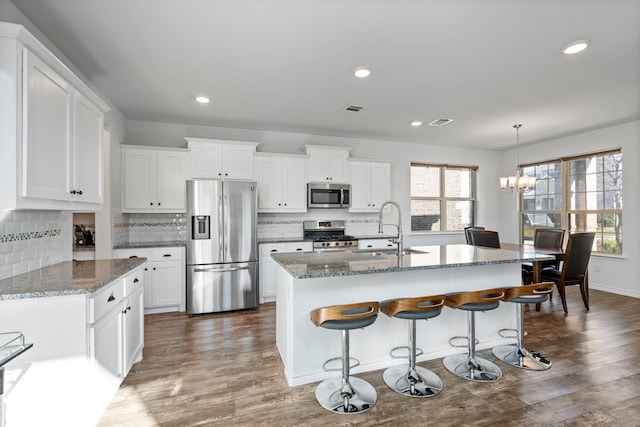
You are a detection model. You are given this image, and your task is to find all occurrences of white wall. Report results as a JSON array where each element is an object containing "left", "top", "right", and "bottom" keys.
[
  {"left": 498, "top": 120, "right": 639, "bottom": 297},
  {"left": 125, "top": 119, "right": 502, "bottom": 247}
]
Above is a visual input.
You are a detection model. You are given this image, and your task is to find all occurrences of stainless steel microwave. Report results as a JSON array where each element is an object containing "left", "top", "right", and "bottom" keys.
[{"left": 307, "top": 183, "right": 350, "bottom": 208}]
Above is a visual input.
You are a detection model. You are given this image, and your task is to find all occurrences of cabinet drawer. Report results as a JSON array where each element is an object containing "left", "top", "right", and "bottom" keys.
[
  {"left": 151, "top": 247, "right": 184, "bottom": 262},
  {"left": 90, "top": 281, "right": 124, "bottom": 323},
  {"left": 259, "top": 242, "right": 312, "bottom": 257},
  {"left": 113, "top": 248, "right": 150, "bottom": 260},
  {"left": 123, "top": 267, "right": 144, "bottom": 297}
]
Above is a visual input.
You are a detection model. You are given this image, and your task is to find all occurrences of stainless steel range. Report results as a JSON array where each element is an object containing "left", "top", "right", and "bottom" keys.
[{"left": 303, "top": 220, "right": 358, "bottom": 251}]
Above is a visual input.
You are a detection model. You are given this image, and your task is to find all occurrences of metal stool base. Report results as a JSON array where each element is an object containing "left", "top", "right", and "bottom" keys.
[
  {"left": 314, "top": 376, "right": 377, "bottom": 414},
  {"left": 443, "top": 353, "right": 502, "bottom": 382},
  {"left": 383, "top": 365, "right": 442, "bottom": 398},
  {"left": 492, "top": 345, "right": 552, "bottom": 371}
]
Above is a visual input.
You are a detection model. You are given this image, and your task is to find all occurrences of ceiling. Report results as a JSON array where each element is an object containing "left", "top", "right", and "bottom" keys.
[{"left": 10, "top": 0, "right": 640, "bottom": 150}]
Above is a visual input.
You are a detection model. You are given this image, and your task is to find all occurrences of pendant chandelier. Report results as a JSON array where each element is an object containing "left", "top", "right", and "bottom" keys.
[{"left": 500, "top": 124, "right": 536, "bottom": 192}]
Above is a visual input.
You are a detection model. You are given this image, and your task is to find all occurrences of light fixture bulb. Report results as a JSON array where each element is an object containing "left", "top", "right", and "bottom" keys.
[
  {"left": 562, "top": 40, "right": 590, "bottom": 55},
  {"left": 353, "top": 67, "right": 372, "bottom": 78},
  {"left": 410, "top": 121, "right": 423, "bottom": 127},
  {"left": 195, "top": 96, "right": 210, "bottom": 104}
]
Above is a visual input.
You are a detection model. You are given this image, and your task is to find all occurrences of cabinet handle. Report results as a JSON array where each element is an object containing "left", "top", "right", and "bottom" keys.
[
  {"left": 77, "top": 190, "right": 83, "bottom": 195},
  {"left": 122, "top": 306, "right": 131, "bottom": 314},
  {"left": 270, "top": 249, "right": 278, "bottom": 253},
  {"left": 296, "top": 248, "right": 303, "bottom": 251},
  {"left": 129, "top": 256, "right": 138, "bottom": 258},
  {"left": 144, "top": 267, "right": 148, "bottom": 271},
  {"left": 163, "top": 254, "right": 172, "bottom": 257},
  {"left": 107, "top": 295, "right": 115, "bottom": 302},
  {"left": 70, "top": 190, "right": 76, "bottom": 194},
  {"left": 367, "top": 245, "right": 373, "bottom": 248},
  {"left": 134, "top": 278, "right": 139, "bottom": 283}
]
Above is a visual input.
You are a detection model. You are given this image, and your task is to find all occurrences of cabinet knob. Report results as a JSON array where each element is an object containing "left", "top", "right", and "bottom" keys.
[
  {"left": 218, "top": 173, "right": 222, "bottom": 176},
  {"left": 158, "top": 202, "right": 161, "bottom": 206},
  {"left": 77, "top": 190, "right": 83, "bottom": 195},
  {"left": 70, "top": 190, "right": 76, "bottom": 194},
  {"left": 150, "top": 202, "right": 154, "bottom": 206},
  {"left": 153, "top": 267, "right": 156, "bottom": 270},
  {"left": 284, "top": 203, "right": 287, "bottom": 206},
  {"left": 133, "top": 278, "right": 139, "bottom": 283},
  {"left": 144, "top": 267, "right": 148, "bottom": 271},
  {"left": 278, "top": 203, "right": 281, "bottom": 206},
  {"left": 107, "top": 295, "right": 115, "bottom": 302},
  {"left": 225, "top": 173, "right": 228, "bottom": 176}
]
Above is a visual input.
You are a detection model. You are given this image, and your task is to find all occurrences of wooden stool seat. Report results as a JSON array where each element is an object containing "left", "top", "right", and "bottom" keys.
[
  {"left": 443, "top": 288, "right": 505, "bottom": 382},
  {"left": 310, "top": 301, "right": 379, "bottom": 414},
  {"left": 493, "top": 283, "right": 553, "bottom": 370},
  {"left": 380, "top": 295, "right": 445, "bottom": 398}
]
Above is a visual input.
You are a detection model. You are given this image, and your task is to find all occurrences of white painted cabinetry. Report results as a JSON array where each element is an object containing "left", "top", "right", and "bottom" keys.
[
  {"left": 113, "top": 246, "right": 186, "bottom": 314},
  {"left": 185, "top": 137, "right": 259, "bottom": 179},
  {"left": 0, "top": 23, "right": 109, "bottom": 210},
  {"left": 121, "top": 146, "right": 187, "bottom": 213},
  {"left": 255, "top": 153, "right": 307, "bottom": 212},
  {"left": 305, "top": 145, "right": 351, "bottom": 183},
  {"left": 349, "top": 160, "right": 391, "bottom": 212},
  {"left": 357, "top": 238, "right": 398, "bottom": 250},
  {"left": 259, "top": 242, "right": 312, "bottom": 303}
]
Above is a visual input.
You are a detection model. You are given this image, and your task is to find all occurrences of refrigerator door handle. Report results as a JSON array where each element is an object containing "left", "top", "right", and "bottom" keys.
[{"left": 193, "top": 266, "right": 252, "bottom": 273}]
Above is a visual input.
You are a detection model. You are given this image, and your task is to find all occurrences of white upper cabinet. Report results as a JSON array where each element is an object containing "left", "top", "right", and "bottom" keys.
[
  {"left": 122, "top": 146, "right": 187, "bottom": 212},
  {"left": 305, "top": 145, "right": 351, "bottom": 183},
  {"left": 0, "top": 22, "right": 110, "bottom": 210},
  {"left": 255, "top": 153, "right": 307, "bottom": 212},
  {"left": 349, "top": 160, "right": 391, "bottom": 212},
  {"left": 185, "top": 137, "right": 259, "bottom": 180}
]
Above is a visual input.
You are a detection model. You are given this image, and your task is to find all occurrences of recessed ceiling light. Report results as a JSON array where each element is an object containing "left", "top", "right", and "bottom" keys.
[
  {"left": 562, "top": 40, "right": 590, "bottom": 55},
  {"left": 353, "top": 67, "right": 372, "bottom": 78},
  {"left": 195, "top": 96, "right": 210, "bottom": 104},
  {"left": 410, "top": 121, "right": 423, "bottom": 127}
]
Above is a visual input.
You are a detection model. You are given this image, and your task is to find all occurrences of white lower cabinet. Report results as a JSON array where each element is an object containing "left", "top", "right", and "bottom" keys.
[
  {"left": 358, "top": 238, "right": 398, "bottom": 250},
  {"left": 259, "top": 241, "right": 312, "bottom": 303},
  {"left": 113, "top": 246, "right": 186, "bottom": 313}
]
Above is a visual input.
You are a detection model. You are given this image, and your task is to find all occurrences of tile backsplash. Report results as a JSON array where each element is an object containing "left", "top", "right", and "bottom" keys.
[{"left": 0, "top": 210, "right": 69, "bottom": 280}]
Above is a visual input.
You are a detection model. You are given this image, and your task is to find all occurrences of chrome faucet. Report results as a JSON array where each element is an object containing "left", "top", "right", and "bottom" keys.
[{"left": 378, "top": 200, "right": 403, "bottom": 256}]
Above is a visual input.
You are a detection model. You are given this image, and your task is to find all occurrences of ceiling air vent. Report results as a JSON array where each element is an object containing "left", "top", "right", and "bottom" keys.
[
  {"left": 344, "top": 105, "right": 365, "bottom": 112},
  {"left": 428, "top": 118, "right": 453, "bottom": 127}
]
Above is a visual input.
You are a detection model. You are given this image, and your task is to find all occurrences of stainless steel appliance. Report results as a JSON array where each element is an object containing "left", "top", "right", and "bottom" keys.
[
  {"left": 307, "top": 183, "right": 350, "bottom": 208},
  {"left": 186, "top": 180, "right": 258, "bottom": 314},
  {"left": 303, "top": 220, "right": 358, "bottom": 251}
]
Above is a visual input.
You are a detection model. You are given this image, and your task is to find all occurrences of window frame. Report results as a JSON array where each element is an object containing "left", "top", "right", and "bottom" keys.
[
  {"left": 410, "top": 162, "right": 478, "bottom": 233},
  {"left": 519, "top": 148, "right": 623, "bottom": 256}
]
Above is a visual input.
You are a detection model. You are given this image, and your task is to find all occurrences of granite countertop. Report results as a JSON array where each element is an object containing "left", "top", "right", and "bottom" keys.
[
  {"left": 113, "top": 241, "right": 186, "bottom": 249},
  {"left": 270, "top": 244, "right": 555, "bottom": 279},
  {"left": 0, "top": 258, "right": 147, "bottom": 300}
]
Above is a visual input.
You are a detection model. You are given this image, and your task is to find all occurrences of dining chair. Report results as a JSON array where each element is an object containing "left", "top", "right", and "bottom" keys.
[
  {"left": 522, "top": 228, "right": 565, "bottom": 284},
  {"left": 540, "top": 232, "right": 595, "bottom": 314},
  {"left": 464, "top": 226, "right": 485, "bottom": 244},
  {"left": 468, "top": 230, "right": 500, "bottom": 248}
]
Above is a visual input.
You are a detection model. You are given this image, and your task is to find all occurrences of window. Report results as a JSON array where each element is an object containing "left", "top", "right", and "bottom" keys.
[
  {"left": 520, "top": 149, "right": 623, "bottom": 255},
  {"left": 410, "top": 163, "right": 477, "bottom": 232}
]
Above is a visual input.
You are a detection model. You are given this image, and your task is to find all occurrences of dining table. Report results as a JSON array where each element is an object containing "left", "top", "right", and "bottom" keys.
[{"left": 501, "top": 243, "right": 565, "bottom": 283}]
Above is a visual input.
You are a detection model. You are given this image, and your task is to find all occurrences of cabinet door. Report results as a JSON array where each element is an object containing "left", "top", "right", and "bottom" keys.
[
  {"left": 155, "top": 150, "right": 186, "bottom": 211},
  {"left": 327, "top": 151, "right": 348, "bottom": 183},
  {"left": 307, "top": 151, "right": 329, "bottom": 182},
  {"left": 123, "top": 149, "right": 155, "bottom": 210},
  {"left": 259, "top": 255, "right": 278, "bottom": 302},
  {"left": 73, "top": 91, "right": 103, "bottom": 203},
  {"left": 256, "top": 157, "right": 283, "bottom": 209},
  {"left": 189, "top": 143, "right": 222, "bottom": 178},
  {"left": 282, "top": 157, "right": 307, "bottom": 211},
  {"left": 93, "top": 307, "right": 123, "bottom": 385},
  {"left": 349, "top": 162, "right": 372, "bottom": 210},
  {"left": 369, "top": 163, "right": 391, "bottom": 209},
  {"left": 151, "top": 261, "right": 183, "bottom": 307},
  {"left": 123, "top": 286, "right": 144, "bottom": 374},
  {"left": 223, "top": 144, "right": 255, "bottom": 179},
  {"left": 22, "top": 50, "right": 73, "bottom": 201}
]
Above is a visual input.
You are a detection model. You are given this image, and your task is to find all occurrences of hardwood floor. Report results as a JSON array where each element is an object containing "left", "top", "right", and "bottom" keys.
[{"left": 99, "top": 288, "right": 640, "bottom": 426}]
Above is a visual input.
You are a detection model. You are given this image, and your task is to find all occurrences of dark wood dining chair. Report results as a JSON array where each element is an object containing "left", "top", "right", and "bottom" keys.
[
  {"left": 522, "top": 228, "right": 565, "bottom": 284},
  {"left": 464, "top": 226, "right": 485, "bottom": 244},
  {"left": 540, "top": 232, "right": 595, "bottom": 314},
  {"left": 468, "top": 230, "right": 500, "bottom": 248}
]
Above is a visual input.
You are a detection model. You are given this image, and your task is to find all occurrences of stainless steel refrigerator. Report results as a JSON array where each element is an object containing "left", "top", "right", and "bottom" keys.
[{"left": 186, "top": 179, "right": 258, "bottom": 315}]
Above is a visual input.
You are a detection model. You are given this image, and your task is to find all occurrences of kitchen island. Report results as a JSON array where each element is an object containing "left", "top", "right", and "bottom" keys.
[{"left": 272, "top": 244, "right": 553, "bottom": 386}]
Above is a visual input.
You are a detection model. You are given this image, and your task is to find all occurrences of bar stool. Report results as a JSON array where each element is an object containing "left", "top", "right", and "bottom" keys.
[
  {"left": 492, "top": 283, "right": 553, "bottom": 370},
  {"left": 310, "top": 301, "right": 379, "bottom": 414},
  {"left": 442, "top": 288, "right": 505, "bottom": 382},
  {"left": 380, "top": 295, "right": 446, "bottom": 397}
]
